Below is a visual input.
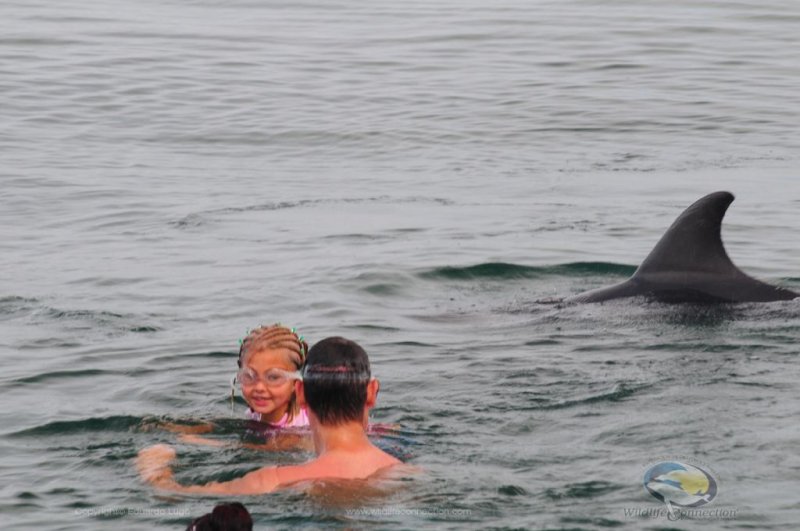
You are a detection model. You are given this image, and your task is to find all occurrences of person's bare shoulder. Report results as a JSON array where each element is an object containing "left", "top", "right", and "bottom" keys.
[
  {"left": 273, "top": 449, "right": 403, "bottom": 487},
  {"left": 273, "top": 461, "right": 322, "bottom": 487},
  {"left": 374, "top": 448, "right": 402, "bottom": 469}
]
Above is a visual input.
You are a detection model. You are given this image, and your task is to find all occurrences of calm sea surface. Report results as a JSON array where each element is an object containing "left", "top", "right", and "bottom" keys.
[{"left": 1, "top": 0, "right": 799, "bottom": 529}]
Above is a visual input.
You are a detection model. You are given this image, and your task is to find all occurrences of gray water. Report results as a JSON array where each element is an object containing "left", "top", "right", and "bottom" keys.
[{"left": 1, "top": 0, "right": 799, "bottom": 529}]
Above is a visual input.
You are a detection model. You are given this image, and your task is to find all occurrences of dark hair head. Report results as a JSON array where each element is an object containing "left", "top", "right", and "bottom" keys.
[
  {"left": 303, "top": 337, "right": 372, "bottom": 426},
  {"left": 186, "top": 502, "right": 253, "bottom": 531}
]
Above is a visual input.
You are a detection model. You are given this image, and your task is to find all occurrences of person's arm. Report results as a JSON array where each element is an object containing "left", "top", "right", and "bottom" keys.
[
  {"left": 136, "top": 444, "right": 280, "bottom": 495},
  {"left": 242, "top": 431, "right": 314, "bottom": 452},
  {"left": 142, "top": 420, "right": 225, "bottom": 447},
  {"left": 159, "top": 421, "right": 214, "bottom": 435},
  {"left": 175, "top": 430, "right": 313, "bottom": 450},
  {"left": 177, "top": 433, "right": 227, "bottom": 447}
]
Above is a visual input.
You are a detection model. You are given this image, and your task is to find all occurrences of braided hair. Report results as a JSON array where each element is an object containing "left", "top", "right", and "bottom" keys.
[{"left": 237, "top": 324, "right": 308, "bottom": 421}]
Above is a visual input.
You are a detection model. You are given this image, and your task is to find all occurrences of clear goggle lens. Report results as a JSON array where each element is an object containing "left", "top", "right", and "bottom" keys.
[{"left": 237, "top": 367, "right": 302, "bottom": 388}]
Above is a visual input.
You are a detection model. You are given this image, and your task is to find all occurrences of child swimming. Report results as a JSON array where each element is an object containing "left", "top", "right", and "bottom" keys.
[
  {"left": 137, "top": 336, "right": 403, "bottom": 494},
  {"left": 235, "top": 324, "right": 309, "bottom": 427},
  {"left": 158, "top": 324, "right": 311, "bottom": 448}
]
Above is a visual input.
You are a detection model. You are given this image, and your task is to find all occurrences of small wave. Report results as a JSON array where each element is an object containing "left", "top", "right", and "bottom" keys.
[
  {"left": 17, "top": 338, "right": 82, "bottom": 350},
  {"left": 170, "top": 199, "right": 318, "bottom": 227},
  {"left": 644, "top": 343, "right": 743, "bottom": 353},
  {"left": 323, "top": 233, "right": 390, "bottom": 242},
  {"left": 730, "top": 381, "right": 774, "bottom": 388},
  {"left": 594, "top": 62, "right": 645, "bottom": 71},
  {"left": 523, "top": 339, "right": 561, "bottom": 346},
  {"left": 130, "top": 325, "right": 160, "bottom": 333},
  {"left": 11, "top": 491, "right": 43, "bottom": 510},
  {"left": 498, "top": 485, "right": 527, "bottom": 496},
  {"left": 346, "top": 271, "right": 415, "bottom": 297},
  {"left": 170, "top": 196, "right": 452, "bottom": 228},
  {"left": 344, "top": 323, "right": 402, "bottom": 332},
  {"left": 146, "top": 350, "right": 235, "bottom": 365},
  {"left": 0, "top": 295, "right": 39, "bottom": 305},
  {"left": 543, "top": 480, "right": 620, "bottom": 501},
  {"left": 13, "top": 368, "right": 112, "bottom": 385},
  {"left": 8, "top": 415, "right": 144, "bottom": 438},
  {"left": 523, "top": 382, "right": 649, "bottom": 411},
  {"left": 418, "top": 262, "right": 634, "bottom": 281},
  {"left": 45, "top": 308, "right": 127, "bottom": 321},
  {"left": 25, "top": 305, "right": 161, "bottom": 336},
  {"left": 0, "top": 295, "right": 40, "bottom": 320},
  {"left": 0, "top": 37, "right": 86, "bottom": 47},
  {"left": 361, "top": 283, "right": 406, "bottom": 296},
  {"left": 419, "top": 262, "right": 542, "bottom": 280}
]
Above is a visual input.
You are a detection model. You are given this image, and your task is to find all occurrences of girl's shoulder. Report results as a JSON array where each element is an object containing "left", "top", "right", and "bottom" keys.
[{"left": 283, "top": 407, "right": 310, "bottom": 428}]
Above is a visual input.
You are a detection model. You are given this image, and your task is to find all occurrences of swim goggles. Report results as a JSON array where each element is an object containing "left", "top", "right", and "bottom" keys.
[
  {"left": 236, "top": 367, "right": 303, "bottom": 388},
  {"left": 301, "top": 365, "right": 371, "bottom": 381}
]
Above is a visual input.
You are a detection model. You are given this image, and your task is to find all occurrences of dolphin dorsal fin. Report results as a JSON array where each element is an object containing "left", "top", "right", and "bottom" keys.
[{"left": 635, "top": 191, "right": 742, "bottom": 277}]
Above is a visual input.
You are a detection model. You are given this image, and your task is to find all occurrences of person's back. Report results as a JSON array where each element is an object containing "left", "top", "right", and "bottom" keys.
[
  {"left": 281, "top": 335, "right": 400, "bottom": 481},
  {"left": 276, "top": 443, "right": 399, "bottom": 485}
]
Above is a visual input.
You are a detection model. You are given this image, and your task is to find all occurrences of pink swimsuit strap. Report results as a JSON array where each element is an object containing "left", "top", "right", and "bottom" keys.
[{"left": 245, "top": 407, "right": 309, "bottom": 428}]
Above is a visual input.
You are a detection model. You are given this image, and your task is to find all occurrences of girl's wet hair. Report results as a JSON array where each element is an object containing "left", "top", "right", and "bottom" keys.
[
  {"left": 303, "top": 336, "right": 371, "bottom": 426},
  {"left": 237, "top": 324, "right": 308, "bottom": 369},
  {"left": 237, "top": 324, "right": 308, "bottom": 421}
]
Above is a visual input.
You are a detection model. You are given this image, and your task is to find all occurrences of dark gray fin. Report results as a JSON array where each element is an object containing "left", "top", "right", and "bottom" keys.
[
  {"left": 634, "top": 191, "right": 798, "bottom": 301},
  {"left": 634, "top": 191, "right": 739, "bottom": 277},
  {"left": 566, "top": 191, "right": 799, "bottom": 303},
  {"left": 565, "top": 279, "right": 642, "bottom": 303}
]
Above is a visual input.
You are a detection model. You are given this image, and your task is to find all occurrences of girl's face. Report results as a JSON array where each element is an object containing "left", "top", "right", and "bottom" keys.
[{"left": 240, "top": 348, "right": 297, "bottom": 423}]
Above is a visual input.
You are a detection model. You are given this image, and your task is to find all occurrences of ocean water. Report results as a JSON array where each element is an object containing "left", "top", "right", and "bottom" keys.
[{"left": 1, "top": 0, "right": 799, "bottom": 529}]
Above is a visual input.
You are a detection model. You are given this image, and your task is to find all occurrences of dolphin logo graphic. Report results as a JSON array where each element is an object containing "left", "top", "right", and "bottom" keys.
[{"left": 644, "top": 461, "right": 718, "bottom": 510}]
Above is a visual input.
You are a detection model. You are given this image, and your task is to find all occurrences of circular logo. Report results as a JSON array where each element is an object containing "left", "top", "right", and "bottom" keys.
[{"left": 643, "top": 461, "right": 717, "bottom": 508}]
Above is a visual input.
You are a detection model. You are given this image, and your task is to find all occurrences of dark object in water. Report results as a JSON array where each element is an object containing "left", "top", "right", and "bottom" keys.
[
  {"left": 186, "top": 502, "right": 253, "bottom": 531},
  {"left": 567, "top": 191, "right": 798, "bottom": 303}
]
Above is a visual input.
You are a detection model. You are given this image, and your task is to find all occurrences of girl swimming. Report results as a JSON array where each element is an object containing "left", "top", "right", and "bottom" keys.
[
  {"left": 157, "top": 324, "right": 311, "bottom": 447},
  {"left": 235, "top": 324, "right": 309, "bottom": 427},
  {"left": 161, "top": 324, "right": 403, "bottom": 453},
  {"left": 235, "top": 327, "right": 406, "bottom": 456}
]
